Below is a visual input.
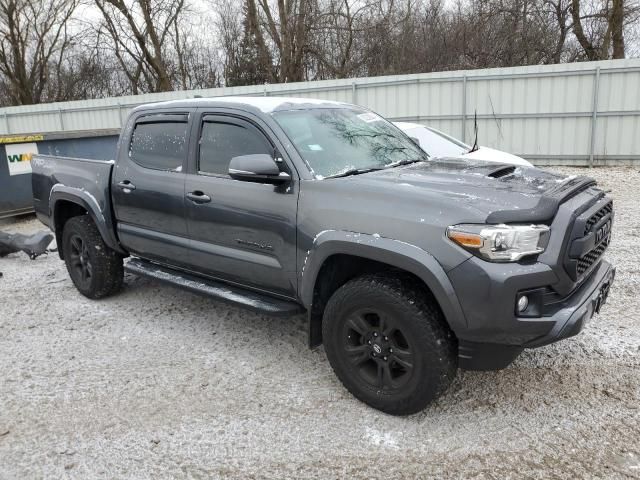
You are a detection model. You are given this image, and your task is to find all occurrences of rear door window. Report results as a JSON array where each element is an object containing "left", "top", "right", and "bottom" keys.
[{"left": 129, "top": 120, "right": 188, "bottom": 171}]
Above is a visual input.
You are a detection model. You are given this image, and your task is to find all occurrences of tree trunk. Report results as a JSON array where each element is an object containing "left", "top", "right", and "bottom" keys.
[
  {"left": 610, "top": 0, "right": 625, "bottom": 59},
  {"left": 571, "top": 0, "right": 600, "bottom": 60}
]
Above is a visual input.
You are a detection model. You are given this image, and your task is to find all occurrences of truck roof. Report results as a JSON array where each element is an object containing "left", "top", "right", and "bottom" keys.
[{"left": 134, "top": 96, "right": 352, "bottom": 114}]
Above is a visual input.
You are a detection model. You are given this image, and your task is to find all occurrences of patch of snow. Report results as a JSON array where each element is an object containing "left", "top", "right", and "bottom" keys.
[{"left": 364, "top": 427, "right": 400, "bottom": 450}]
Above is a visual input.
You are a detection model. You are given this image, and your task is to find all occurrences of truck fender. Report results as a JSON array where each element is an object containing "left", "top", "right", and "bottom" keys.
[
  {"left": 49, "top": 185, "right": 125, "bottom": 256},
  {"left": 300, "top": 230, "right": 468, "bottom": 341}
]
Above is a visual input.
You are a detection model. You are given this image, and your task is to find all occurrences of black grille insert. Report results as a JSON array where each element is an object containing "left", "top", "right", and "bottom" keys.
[
  {"left": 583, "top": 201, "right": 613, "bottom": 236},
  {"left": 564, "top": 198, "right": 614, "bottom": 282},
  {"left": 577, "top": 236, "right": 610, "bottom": 275}
]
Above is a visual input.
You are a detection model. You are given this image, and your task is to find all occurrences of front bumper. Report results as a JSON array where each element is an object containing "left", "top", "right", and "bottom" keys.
[
  {"left": 449, "top": 259, "right": 615, "bottom": 370},
  {"left": 524, "top": 260, "right": 615, "bottom": 348}
]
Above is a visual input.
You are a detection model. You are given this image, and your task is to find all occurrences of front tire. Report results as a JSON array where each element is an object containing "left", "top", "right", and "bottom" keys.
[
  {"left": 62, "top": 215, "right": 123, "bottom": 299},
  {"left": 322, "top": 274, "right": 457, "bottom": 415}
]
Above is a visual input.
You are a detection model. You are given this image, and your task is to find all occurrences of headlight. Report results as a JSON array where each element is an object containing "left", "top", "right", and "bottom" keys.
[{"left": 446, "top": 224, "right": 550, "bottom": 262}]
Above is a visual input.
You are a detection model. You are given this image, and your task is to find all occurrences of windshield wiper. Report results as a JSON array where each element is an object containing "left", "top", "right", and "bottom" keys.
[
  {"left": 384, "top": 158, "right": 425, "bottom": 169},
  {"left": 325, "top": 167, "right": 384, "bottom": 179}
]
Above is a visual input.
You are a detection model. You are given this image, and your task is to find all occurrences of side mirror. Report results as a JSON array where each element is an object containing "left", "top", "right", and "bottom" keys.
[{"left": 229, "top": 154, "right": 291, "bottom": 184}]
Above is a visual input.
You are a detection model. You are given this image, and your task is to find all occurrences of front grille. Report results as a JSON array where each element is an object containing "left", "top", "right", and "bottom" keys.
[
  {"left": 577, "top": 236, "right": 610, "bottom": 275},
  {"left": 563, "top": 197, "right": 614, "bottom": 282},
  {"left": 583, "top": 201, "right": 613, "bottom": 235}
]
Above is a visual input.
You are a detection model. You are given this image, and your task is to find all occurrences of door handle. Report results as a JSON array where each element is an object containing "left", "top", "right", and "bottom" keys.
[
  {"left": 186, "top": 191, "right": 211, "bottom": 204},
  {"left": 117, "top": 180, "right": 136, "bottom": 191}
]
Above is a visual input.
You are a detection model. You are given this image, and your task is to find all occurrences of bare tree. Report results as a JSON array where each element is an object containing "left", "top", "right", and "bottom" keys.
[
  {"left": 571, "top": 0, "right": 640, "bottom": 59},
  {"left": 610, "top": 0, "right": 626, "bottom": 57},
  {"left": 571, "top": 0, "right": 607, "bottom": 59},
  {"left": 224, "top": 0, "right": 275, "bottom": 85},
  {"left": 0, "top": 0, "right": 79, "bottom": 105},
  {"left": 94, "top": 0, "right": 187, "bottom": 93},
  {"left": 171, "top": 5, "right": 223, "bottom": 89},
  {"left": 3, "top": 0, "right": 640, "bottom": 107},
  {"left": 254, "top": 0, "right": 315, "bottom": 83},
  {"left": 309, "top": 0, "right": 396, "bottom": 79},
  {"left": 536, "top": 0, "right": 574, "bottom": 63}
]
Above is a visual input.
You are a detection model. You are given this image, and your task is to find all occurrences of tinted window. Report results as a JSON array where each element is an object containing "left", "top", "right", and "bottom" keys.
[
  {"left": 129, "top": 121, "right": 188, "bottom": 171},
  {"left": 199, "top": 121, "right": 272, "bottom": 176}
]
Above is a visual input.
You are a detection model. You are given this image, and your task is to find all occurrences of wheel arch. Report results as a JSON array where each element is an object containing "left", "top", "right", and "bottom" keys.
[
  {"left": 50, "top": 186, "right": 124, "bottom": 259},
  {"left": 300, "top": 231, "right": 467, "bottom": 348}
]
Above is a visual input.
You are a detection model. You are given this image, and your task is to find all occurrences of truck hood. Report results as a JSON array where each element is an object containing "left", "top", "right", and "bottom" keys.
[{"left": 353, "top": 158, "right": 596, "bottom": 223}]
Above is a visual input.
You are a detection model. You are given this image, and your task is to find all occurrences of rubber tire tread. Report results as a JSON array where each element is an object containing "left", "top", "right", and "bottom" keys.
[
  {"left": 322, "top": 273, "right": 457, "bottom": 415},
  {"left": 62, "top": 215, "right": 123, "bottom": 299}
]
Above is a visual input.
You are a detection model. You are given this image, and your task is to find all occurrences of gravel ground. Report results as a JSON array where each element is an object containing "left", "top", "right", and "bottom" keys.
[{"left": 0, "top": 166, "right": 639, "bottom": 479}]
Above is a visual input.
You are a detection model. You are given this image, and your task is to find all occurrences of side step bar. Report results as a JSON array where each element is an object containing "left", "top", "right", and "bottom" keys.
[{"left": 124, "top": 258, "right": 304, "bottom": 317}]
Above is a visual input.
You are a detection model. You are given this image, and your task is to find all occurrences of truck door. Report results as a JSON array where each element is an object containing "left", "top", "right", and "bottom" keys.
[
  {"left": 183, "top": 112, "right": 298, "bottom": 298},
  {"left": 112, "top": 111, "right": 192, "bottom": 267}
]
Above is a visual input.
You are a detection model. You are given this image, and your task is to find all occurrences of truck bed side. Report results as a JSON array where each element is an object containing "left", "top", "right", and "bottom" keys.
[{"left": 31, "top": 154, "right": 124, "bottom": 256}]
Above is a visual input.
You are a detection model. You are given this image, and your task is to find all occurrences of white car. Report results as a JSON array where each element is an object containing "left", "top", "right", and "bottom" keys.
[{"left": 394, "top": 122, "right": 533, "bottom": 167}]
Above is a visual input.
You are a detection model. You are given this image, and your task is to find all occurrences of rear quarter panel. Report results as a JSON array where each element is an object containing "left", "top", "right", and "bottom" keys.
[{"left": 31, "top": 154, "right": 122, "bottom": 252}]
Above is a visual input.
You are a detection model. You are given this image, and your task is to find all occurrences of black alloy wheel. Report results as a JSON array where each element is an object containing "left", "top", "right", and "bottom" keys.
[
  {"left": 322, "top": 274, "right": 457, "bottom": 415},
  {"left": 67, "top": 233, "right": 93, "bottom": 289},
  {"left": 62, "top": 215, "right": 123, "bottom": 299},
  {"left": 342, "top": 308, "right": 415, "bottom": 392}
]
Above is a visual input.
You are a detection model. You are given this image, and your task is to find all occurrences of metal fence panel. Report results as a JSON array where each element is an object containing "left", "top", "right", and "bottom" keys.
[{"left": 1, "top": 58, "right": 639, "bottom": 165}]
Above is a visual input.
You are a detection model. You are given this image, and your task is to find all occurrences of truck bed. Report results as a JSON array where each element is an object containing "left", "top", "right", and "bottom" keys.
[{"left": 31, "top": 154, "right": 119, "bottom": 251}]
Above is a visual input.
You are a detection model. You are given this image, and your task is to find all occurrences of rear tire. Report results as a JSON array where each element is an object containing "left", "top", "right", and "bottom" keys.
[
  {"left": 62, "top": 215, "right": 123, "bottom": 299},
  {"left": 322, "top": 273, "right": 457, "bottom": 415}
]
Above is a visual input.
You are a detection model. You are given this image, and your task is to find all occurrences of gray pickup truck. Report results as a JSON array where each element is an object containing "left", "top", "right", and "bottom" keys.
[{"left": 32, "top": 97, "right": 615, "bottom": 415}]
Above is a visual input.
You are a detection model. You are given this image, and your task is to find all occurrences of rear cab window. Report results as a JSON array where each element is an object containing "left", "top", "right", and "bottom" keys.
[{"left": 129, "top": 115, "right": 189, "bottom": 172}]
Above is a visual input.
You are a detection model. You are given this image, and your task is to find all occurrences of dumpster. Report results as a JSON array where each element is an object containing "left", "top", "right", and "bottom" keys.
[{"left": 1, "top": 131, "right": 119, "bottom": 219}]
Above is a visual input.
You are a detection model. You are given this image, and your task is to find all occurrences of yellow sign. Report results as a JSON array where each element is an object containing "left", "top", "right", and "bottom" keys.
[{"left": 0, "top": 134, "right": 44, "bottom": 144}]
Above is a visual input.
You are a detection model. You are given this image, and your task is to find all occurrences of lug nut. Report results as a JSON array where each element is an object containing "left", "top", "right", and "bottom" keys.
[
  {"left": 389, "top": 348, "right": 393, "bottom": 353},
  {"left": 373, "top": 332, "right": 378, "bottom": 337}
]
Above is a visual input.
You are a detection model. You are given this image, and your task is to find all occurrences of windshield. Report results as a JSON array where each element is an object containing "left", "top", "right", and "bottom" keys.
[
  {"left": 272, "top": 108, "right": 429, "bottom": 178},
  {"left": 407, "top": 126, "right": 469, "bottom": 158}
]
